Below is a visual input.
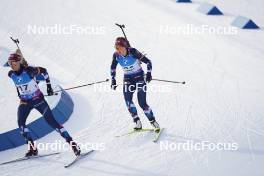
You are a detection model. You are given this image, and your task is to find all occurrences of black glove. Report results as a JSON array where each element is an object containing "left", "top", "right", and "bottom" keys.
[
  {"left": 111, "top": 79, "right": 117, "bottom": 90},
  {"left": 146, "top": 72, "right": 152, "bottom": 83},
  {"left": 47, "top": 83, "right": 54, "bottom": 96}
]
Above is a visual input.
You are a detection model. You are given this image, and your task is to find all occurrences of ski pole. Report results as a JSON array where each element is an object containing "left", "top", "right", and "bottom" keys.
[
  {"left": 10, "top": 36, "right": 25, "bottom": 59},
  {"left": 115, "top": 23, "right": 128, "bottom": 40},
  {"left": 115, "top": 77, "right": 186, "bottom": 87},
  {"left": 152, "top": 78, "right": 185, "bottom": 84},
  {"left": 114, "top": 79, "right": 185, "bottom": 88},
  {"left": 115, "top": 23, "right": 131, "bottom": 47},
  {"left": 44, "top": 79, "right": 109, "bottom": 96},
  {"left": 10, "top": 37, "right": 21, "bottom": 50}
]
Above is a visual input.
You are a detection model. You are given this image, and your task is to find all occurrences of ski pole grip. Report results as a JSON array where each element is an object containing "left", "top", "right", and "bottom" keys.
[
  {"left": 10, "top": 37, "right": 19, "bottom": 44},
  {"left": 115, "top": 23, "right": 125, "bottom": 28},
  {"left": 10, "top": 37, "right": 20, "bottom": 49}
]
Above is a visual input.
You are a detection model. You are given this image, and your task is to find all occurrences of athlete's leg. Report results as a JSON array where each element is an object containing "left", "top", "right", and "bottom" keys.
[
  {"left": 17, "top": 102, "right": 34, "bottom": 143},
  {"left": 123, "top": 80, "right": 139, "bottom": 122},
  {"left": 34, "top": 98, "right": 81, "bottom": 155},
  {"left": 33, "top": 98, "right": 72, "bottom": 141},
  {"left": 17, "top": 101, "right": 38, "bottom": 156},
  {"left": 137, "top": 80, "right": 155, "bottom": 121}
]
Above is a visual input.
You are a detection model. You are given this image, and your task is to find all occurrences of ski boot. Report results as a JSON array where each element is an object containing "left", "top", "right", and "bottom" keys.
[
  {"left": 134, "top": 118, "right": 142, "bottom": 131},
  {"left": 68, "top": 140, "right": 81, "bottom": 156},
  {"left": 150, "top": 120, "right": 160, "bottom": 133},
  {"left": 25, "top": 141, "right": 38, "bottom": 157}
]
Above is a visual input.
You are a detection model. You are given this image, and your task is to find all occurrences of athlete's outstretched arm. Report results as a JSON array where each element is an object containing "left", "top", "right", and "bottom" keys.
[
  {"left": 110, "top": 53, "right": 118, "bottom": 80},
  {"left": 110, "top": 53, "right": 118, "bottom": 90}
]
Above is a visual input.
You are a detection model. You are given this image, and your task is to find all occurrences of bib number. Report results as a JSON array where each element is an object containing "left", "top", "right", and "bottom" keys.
[
  {"left": 17, "top": 80, "right": 39, "bottom": 95},
  {"left": 17, "top": 85, "right": 28, "bottom": 92},
  {"left": 123, "top": 65, "right": 134, "bottom": 72}
]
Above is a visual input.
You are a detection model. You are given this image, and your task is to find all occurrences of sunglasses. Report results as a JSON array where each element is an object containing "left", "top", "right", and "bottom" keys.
[
  {"left": 8, "top": 60, "right": 20, "bottom": 67},
  {"left": 115, "top": 44, "right": 127, "bottom": 51}
]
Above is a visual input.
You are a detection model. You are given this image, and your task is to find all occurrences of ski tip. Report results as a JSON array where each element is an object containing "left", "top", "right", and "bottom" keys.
[
  {"left": 152, "top": 128, "right": 164, "bottom": 143},
  {"left": 64, "top": 150, "right": 94, "bottom": 168}
]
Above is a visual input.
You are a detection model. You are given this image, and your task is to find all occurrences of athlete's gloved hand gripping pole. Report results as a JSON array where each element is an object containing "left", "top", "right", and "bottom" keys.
[{"left": 46, "top": 80, "right": 54, "bottom": 96}]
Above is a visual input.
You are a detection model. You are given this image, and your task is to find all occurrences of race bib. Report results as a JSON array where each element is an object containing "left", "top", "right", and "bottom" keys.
[
  {"left": 122, "top": 60, "right": 142, "bottom": 74},
  {"left": 16, "top": 79, "right": 39, "bottom": 96}
]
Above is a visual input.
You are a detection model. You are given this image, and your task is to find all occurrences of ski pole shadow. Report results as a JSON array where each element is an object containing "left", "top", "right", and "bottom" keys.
[
  {"left": 31, "top": 151, "right": 165, "bottom": 176},
  {"left": 77, "top": 158, "right": 167, "bottom": 176}
]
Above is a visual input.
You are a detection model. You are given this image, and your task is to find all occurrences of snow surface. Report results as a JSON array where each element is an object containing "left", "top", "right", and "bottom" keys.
[{"left": 0, "top": 0, "right": 264, "bottom": 175}]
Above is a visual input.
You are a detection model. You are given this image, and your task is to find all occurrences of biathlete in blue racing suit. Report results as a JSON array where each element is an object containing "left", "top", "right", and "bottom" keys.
[
  {"left": 110, "top": 37, "right": 160, "bottom": 132},
  {"left": 7, "top": 53, "right": 81, "bottom": 157}
]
